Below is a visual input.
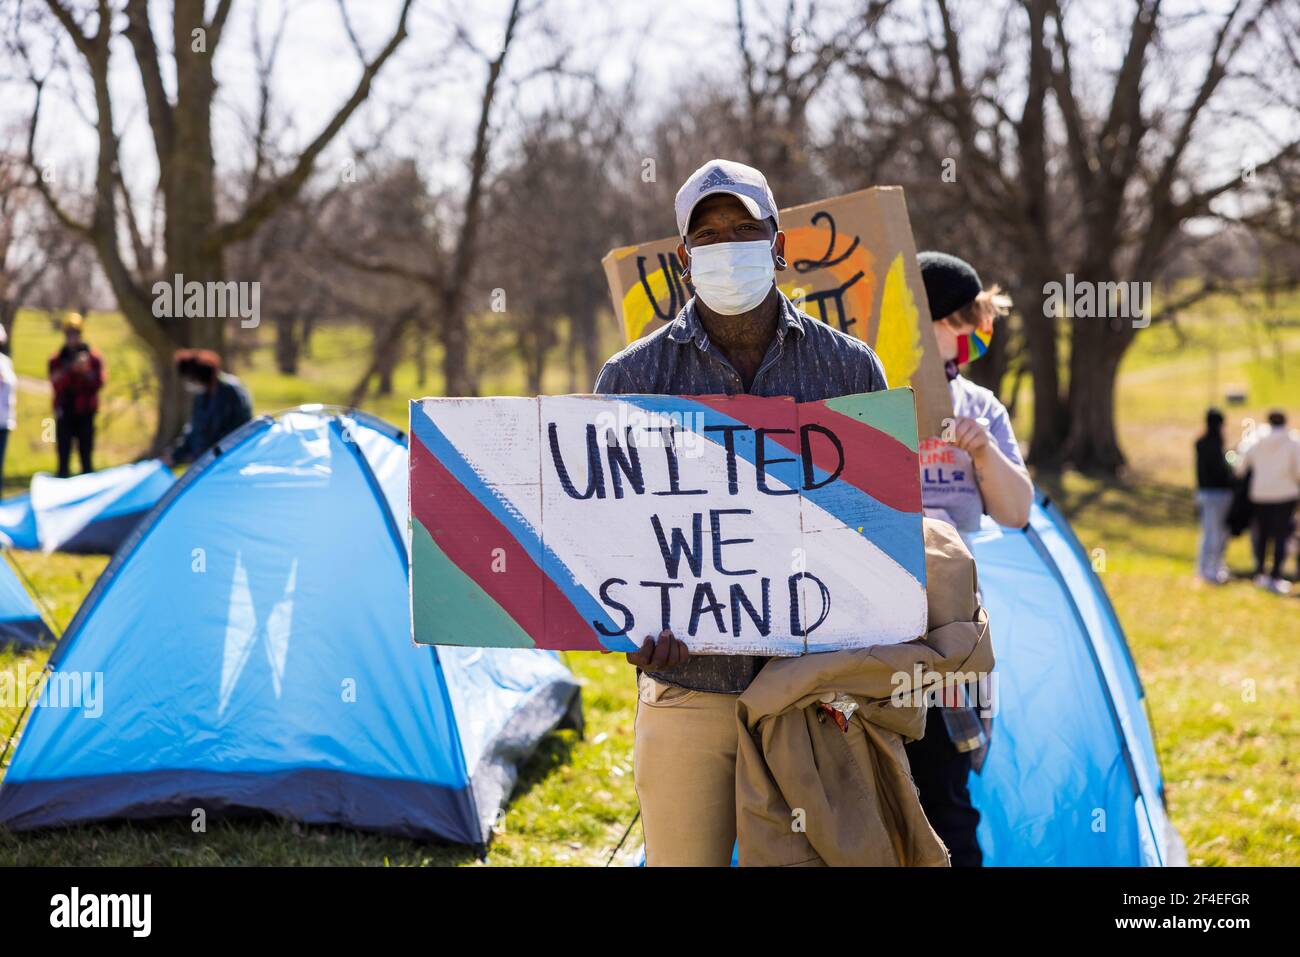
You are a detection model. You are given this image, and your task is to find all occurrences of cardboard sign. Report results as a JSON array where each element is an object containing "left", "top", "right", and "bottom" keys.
[
  {"left": 409, "top": 388, "right": 927, "bottom": 656},
  {"left": 600, "top": 186, "right": 953, "bottom": 438}
]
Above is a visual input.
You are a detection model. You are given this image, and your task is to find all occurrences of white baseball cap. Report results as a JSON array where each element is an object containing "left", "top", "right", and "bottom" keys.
[{"left": 674, "top": 159, "right": 779, "bottom": 239}]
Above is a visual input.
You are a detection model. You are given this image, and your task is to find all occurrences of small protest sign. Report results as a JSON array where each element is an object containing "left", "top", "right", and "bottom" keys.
[
  {"left": 600, "top": 186, "right": 953, "bottom": 438},
  {"left": 409, "top": 388, "right": 927, "bottom": 655}
]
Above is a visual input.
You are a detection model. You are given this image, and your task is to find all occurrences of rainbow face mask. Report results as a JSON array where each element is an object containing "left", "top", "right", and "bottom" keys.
[{"left": 955, "top": 327, "right": 993, "bottom": 364}]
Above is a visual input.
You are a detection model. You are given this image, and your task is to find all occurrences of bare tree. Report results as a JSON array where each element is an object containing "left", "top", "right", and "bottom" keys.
[
  {"left": 837, "top": 0, "right": 1300, "bottom": 473},
  {"left": 316, "top": 156, "right": 431, "bottom": 401},
  {"left": 327, "top": 0, "right": 563, "bottom": 400},
  {"left": 0, "top": 146, "right": 91, "bottom": 349},
  {"left": 477, "top": 95, "right": 628, "bottom": 392},
  {"left": 9, "top": 0, "right": 414, "bottom": 451},
  {"left": 732, "top": 0, "right": 888, "bottom": 200}
]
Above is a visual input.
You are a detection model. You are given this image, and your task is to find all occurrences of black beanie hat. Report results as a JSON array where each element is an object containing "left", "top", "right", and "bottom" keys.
[{"left": 917, "top": 251, "right": 982, "bottom": 322}]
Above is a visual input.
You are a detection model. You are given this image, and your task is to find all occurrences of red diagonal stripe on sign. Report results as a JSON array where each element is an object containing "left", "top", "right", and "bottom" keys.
[
  {"left": 409, "top": 433, "right": 606, "bottom": 651},
  {"left": 687, "top": 394, "right": 919, "bottom": 512}
]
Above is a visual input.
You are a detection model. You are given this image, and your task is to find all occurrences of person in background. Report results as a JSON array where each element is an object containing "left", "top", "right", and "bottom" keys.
[
  {"left": 911, "top": 251, "right": 1034, "bottom": 868},
  {"left": 48, "top": 312, "right": 104, "bottom": 478},
  {"left": 161, "top": 349, "right": 253, "bottom": 467},
  {"left": 0, "top": 325, "right": 16, "bottom": 489},
  {"left": 1194, "top": 409, "right": 1234, "bottom": 585},
  {"left": 916, "top": 252, "right": 1033, "bottom": 534},
  {"left": 1233, "top": 409, "right": 1300, "bottom": 595}
]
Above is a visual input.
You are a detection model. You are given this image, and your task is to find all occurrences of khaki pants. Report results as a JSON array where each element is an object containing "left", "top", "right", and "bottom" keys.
[{"left": 633, "top": 672, "right": 739, "bottom": 867}]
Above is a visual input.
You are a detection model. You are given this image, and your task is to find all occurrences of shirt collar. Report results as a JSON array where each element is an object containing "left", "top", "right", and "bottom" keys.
[{"left": 668, "top": 291, "right": 808, "bottom": 347}]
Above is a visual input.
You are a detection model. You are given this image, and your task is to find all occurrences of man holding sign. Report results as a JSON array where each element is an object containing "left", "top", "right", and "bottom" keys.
[{"left": 593, "top": 159, "right": 889, "bottom": 866}]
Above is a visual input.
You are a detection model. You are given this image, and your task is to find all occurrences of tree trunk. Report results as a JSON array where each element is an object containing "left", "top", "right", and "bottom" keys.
[
  {"left": 167, "top": 1, "right": 223, "bottom": 355},
  {"left": 375, "top": 321, "right": 403, "bottom": 396},
  {"left": 578, "top": 304, "right": 601, "bottom": 390},
  {"left": 113, "top": 294, "right": 187, "bottom": 456},
  {"left": 1018, "top": 277, "right": 1068, "bottom": 467},
  {"left": 0, "top": 300, "right": 15, "bottom": 356},
  {"left": 1061, "top": 310, "right": 1134, "bottom": 474},
  {"left": 275, "top": 313, "right": 302, "bottom": 375},
  {"left": 414, "top": 319, "right": 428, "bottom": 389},
  {"left": 152, "top": 355, "right": 186, "bottom": 458},
  {"left": 440, "top": 293, "right": 475, "bottom": 396},
  {"left": 565, "top": 316, "right": 578, "bottom": 394},
  {"left": 526, "top": 352, "right": 543, "bottom": 396},
  {"left": 301, "top": 315, "right": 315, "bottom": 359},
  {"left": 1061, "top": 364, "right": 1124, "bottom": 473}
]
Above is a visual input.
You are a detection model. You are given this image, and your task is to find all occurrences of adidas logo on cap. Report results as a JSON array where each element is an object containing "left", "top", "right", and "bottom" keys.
[{"left": 697, "top": 167, "right": 738, "bottom": 192}]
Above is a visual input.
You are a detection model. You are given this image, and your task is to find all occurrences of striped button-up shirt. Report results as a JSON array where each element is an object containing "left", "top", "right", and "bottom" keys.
[{"left": 593, "top": 292, "right": 889, "bottom": 694}]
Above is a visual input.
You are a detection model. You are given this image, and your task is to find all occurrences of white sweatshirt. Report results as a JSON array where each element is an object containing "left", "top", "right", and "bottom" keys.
[
  {"left": 1235, "top": 425, "right": 1300, "bottom": 504},
  {"left": 0, "top": 353, "right": 15, "bottom": 432}
]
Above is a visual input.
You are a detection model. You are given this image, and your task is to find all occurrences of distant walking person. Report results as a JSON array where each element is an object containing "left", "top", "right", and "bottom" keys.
[
  {"left": 48, "top": 312, "right": 104, "bottom": 478},
  {"left": 1234, "top": 410, "right": 1300, "bottom": 594},
  {"left": 0, "top": 325, "right": 16, "bottom": 490},
  {"left": 1194, "top": 409, "right": 1234, "bottom": 584},
  {"left": 162, "top": 349, "right": 253, "bottom": 466}
]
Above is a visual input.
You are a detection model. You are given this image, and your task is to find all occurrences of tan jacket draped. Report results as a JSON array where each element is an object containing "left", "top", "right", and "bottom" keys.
[{"left": 735, "top": 519, "right": 993, "bottom": 866}]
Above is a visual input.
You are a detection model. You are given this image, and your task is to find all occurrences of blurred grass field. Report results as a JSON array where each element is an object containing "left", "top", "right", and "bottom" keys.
[{"left": 1, "top": 293, "right": 1297, "bottom": 866}]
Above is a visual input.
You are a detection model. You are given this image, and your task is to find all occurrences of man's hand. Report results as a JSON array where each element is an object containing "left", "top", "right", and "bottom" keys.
[
  {"left": 625, "top": 629, "right": 689, "bottom": 670},
  {"left": 946, "top": 416, "right": 992, "bottom": 461}
]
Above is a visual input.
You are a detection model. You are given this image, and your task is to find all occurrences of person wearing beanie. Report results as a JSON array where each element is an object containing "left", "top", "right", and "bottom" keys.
[
  {"left": 1194, "top": 408, "right": 1235, "bottom": 584},
  {"left": 909, "top": 250, "right": 1033, "bottom": 868},
  {"left": 916, "top": 251, "right": 1032, "bottom": 533}
]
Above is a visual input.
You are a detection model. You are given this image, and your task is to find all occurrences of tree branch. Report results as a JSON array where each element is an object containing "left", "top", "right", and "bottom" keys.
[
  {"left": 208, "top": 0, "right": 235, "bottom": 50},
  {"left": 41, "top": 0, "right": 95, "bottom": 60},
  {"left": 25, "top": 78, "right": 93, "bottom": 237},
  {"left": 208, "top": 0, "right": 415, "bottom": 251},
  {"left": 124, "top": 0, "right": 175, "bottom": 180}
]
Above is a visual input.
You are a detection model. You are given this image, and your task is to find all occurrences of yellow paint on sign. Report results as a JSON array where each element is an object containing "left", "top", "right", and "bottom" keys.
[
  {"left": 871, "top": 253, "right": 924, "bottom": 389},
  {"left": 623, "top": 267, "right": 671, "bottom": 343}
]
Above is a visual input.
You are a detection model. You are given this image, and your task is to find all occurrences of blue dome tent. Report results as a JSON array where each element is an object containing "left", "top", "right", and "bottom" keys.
[
  {"left": 967, "top": 495, "right": 1182, "bottom": 866},
  {"left": 0, "top": 460, "right": 176, "bottom": 554},
  {"left": 0, "top": 407, "right": 580, "bottom": 847},
  {"left": 0, "top": 495, "right": 38, "bottom": 551},
  {"left": 627, "top": 494, "right": 1180, "bottom": 868},
  {"left": 0, "top": 555, "right": 54, "bottom": 649}
]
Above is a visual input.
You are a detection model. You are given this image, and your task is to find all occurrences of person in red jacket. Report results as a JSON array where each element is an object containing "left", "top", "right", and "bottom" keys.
[{"left": 48, "top": 312, "right": 105, "bottom": 477}]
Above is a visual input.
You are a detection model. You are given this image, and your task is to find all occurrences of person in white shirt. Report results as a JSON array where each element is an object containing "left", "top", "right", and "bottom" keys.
[
  {"left": 1233, "top": 410, "right": 1300, "bottom": 594},
  {"left": 0, "top": 325, "right": 17, "bottom": 490},
  {"left": 910, "top": 251, "right": 1034, "bottom": 869},
  {"left": 917, "top": 252, "right": 1033, "bottom": 533}
]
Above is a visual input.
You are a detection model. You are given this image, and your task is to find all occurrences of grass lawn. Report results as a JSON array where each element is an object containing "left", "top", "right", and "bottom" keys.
[{"left": 1, "top": 296, "right": 1296, "bottom": 866}]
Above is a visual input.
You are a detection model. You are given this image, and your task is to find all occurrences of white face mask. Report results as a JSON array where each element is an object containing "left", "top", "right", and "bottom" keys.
[
  {"left": 687, "top": 238, "right": 776, "bottom": 315},
  {"left": 182, "top": 380, "right": 206, "bottom": 395}
]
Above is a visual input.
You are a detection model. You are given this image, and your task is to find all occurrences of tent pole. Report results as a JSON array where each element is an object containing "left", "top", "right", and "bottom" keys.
[
  {"left": 0, "top": 662, "right": 51, "bottom": 771},
  {"left": 605, "top": 810, "right": 641, "bottom": 867},
  {"left": 3, "top": 550, "right": 65, "bottom": 637}
]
